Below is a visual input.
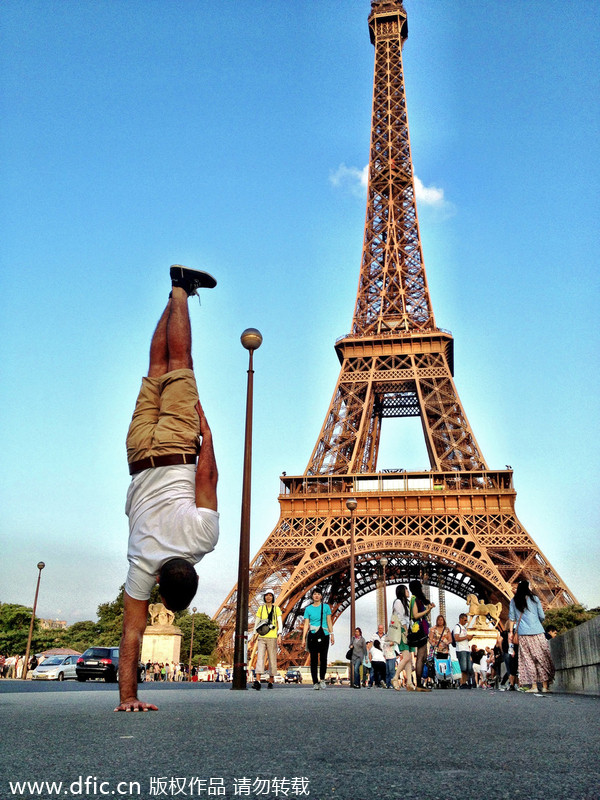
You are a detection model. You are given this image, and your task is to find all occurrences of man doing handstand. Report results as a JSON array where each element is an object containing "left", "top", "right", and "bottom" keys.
[{"left": 115, "top": 265, "right": 218, "bottom": 712}]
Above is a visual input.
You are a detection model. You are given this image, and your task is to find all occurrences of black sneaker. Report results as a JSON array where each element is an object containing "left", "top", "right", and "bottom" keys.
[
  {"left": 252, "top": 680, "right": 261, "bottom": 691},
  {"left": 170, "top": 265, "right": 217, "bottom": 295},
  {"left": 267, "top": 681, "right": 273, "bottom": 689}
]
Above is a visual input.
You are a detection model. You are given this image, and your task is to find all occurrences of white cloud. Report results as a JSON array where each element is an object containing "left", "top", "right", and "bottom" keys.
[
  {"left": 329, "top": 163, "right": 369, "bottom": 197},
  {"left": 330, "top": 163, "right": 454, "bottom": 217},
  {"left": 413, "top": 175, "right": 445, "bottom": 207}
]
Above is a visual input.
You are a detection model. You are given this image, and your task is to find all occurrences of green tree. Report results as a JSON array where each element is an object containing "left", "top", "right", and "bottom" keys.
[
  {"left": 95, "top": 585, "right": 126, "bottom": 646},
  {"left": 176, "top": 611, "right": 219, "bottom": 665},
  {"left": 63, "top": 621, "right": 100, "bottom": 652},
  {"left": 0, "top": 603, "right": 36, "bottom": 654},
  {"left": 543, "top": 604, "right": 598, "bottom": 634}
]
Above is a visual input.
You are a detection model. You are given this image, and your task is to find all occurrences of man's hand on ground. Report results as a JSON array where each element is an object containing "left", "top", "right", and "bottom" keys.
[{"left": 114, "top": 698, "right": 158, "bottom": 712}]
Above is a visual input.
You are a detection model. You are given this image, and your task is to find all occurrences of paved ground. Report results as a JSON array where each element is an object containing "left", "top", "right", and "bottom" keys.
[{"left": 0, "top": 681, "right": 598, "bottom": 800}]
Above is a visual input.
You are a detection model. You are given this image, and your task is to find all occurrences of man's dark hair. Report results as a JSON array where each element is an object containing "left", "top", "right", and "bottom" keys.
[{"left": 158, "top": 558, "right": 199, "bottom": 612}]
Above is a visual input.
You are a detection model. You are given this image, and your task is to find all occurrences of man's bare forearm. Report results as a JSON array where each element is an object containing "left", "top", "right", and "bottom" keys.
[
  {"left": 118, "top": 629, "right": 142, "bottom": 705},
  {"left": 115, "top": 593, "right": 157, "bottom": 712}
]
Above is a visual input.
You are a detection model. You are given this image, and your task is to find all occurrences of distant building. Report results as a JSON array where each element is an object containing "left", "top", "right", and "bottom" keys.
[{"left": 39, "top": 618, "right": 67, "bottom": 630}]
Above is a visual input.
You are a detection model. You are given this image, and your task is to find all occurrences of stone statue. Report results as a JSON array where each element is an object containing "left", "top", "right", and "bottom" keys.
[
  {"left": 148, "top": 603, "right": 176, "bottom": 628},
  {"left": 466, "top": 594, "right": 502, "bottom": 629}
]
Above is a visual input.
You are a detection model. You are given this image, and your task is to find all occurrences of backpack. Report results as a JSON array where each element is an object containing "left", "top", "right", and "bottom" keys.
[{"left": 451, "top": 626, "right": 459, "bottom": 648}]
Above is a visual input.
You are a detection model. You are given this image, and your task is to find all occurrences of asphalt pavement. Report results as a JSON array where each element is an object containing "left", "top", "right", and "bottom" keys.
[{"left": 0, "top": 681, "right": 598, "bottom": 800}]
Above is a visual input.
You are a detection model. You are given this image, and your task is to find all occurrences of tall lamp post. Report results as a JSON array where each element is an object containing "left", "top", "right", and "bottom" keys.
[
  {"left": 188, "top": 606, "right": 197, "bottom": 681},
  {"left": 232, "top": 328, "right": 263, "bottom": 690},
  {"left": 346, "top": 499, "right": 358, "bottom": 638},
  {"left": 380, "top": 557, "right": 389, "bottom": 630},
  {"left": 22, "top": 561, "right": 45, "bottom": 680}
]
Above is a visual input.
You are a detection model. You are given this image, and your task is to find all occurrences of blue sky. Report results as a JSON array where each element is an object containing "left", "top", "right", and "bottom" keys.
[{"left": 1, "top": 1, "right": 598, "bottom": 656}]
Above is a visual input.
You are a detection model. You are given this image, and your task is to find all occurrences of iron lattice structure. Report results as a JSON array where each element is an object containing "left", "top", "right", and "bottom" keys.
[{"left": 214, "top": 0, "right": 575, "bottom": 668}]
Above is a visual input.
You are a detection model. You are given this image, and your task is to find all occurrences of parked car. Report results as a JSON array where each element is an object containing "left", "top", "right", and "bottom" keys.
[
  {"left": 76, "top": 647, "right": 145, "bottom": 683},
  {"left": 273, "top": 674, "right": 285, "bottom": 684},
  {"left": 31, "top": 654, "right": 79, "bottom": 681},
  {"left": 284, "top": 669, "right": 302, "bottom": 683}
]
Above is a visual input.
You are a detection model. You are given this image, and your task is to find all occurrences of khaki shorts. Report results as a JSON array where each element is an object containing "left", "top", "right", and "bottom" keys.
[{"left": 126, "top": 368, "right": 200, "bottom": 464}]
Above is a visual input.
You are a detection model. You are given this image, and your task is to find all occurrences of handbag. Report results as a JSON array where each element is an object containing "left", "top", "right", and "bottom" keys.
[
  {"left": 407, "top": 625, "right": 426, "bottom": 648},
  {"left": 307, "top": 603, "right": 326, "bottom": 646},
  {"left": 387, "top": 603, "right": 403, "bottom": 644},
  {"left": 256, "top": 605, "right": 275, "bottom": 636},
  {"left": 346, "top": 647, "right": 353, "bottom": 661},
  {"left": 512, "top": 610, "right": 524, "bottom": 645}
]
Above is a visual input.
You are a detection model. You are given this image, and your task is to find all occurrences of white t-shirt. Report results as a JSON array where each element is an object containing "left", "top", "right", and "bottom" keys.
[
  {"left": 453, "top": 623, "right": 470, "bottom": 653},
  {"left": 392, "top": 598, "right": 410, "bottom": 627},
  {"left": 368, "top": 642, "right": 386, "bottom": 663},
  {"left": 125, "top": 464, "right": 219, "bottom": 600}
]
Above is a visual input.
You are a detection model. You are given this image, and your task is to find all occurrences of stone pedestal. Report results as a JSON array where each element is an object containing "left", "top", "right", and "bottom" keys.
[
  {"left": 140, "top": 603, "right": 183, "bottom": 664},
  {"left": 468, "top": 624, "right": 498, "bottom": 652},
  {"left": 141, "top": 627, "right": 183, "bottom": 664}
]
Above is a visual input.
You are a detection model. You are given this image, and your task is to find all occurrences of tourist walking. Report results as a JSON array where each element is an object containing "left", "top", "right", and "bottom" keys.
[
  {"left": 252, "top": 591, "right": 282, "bottom": 690},
  {"left": 382, "top": 636, "right": 399, "bottom": 688},
  {"left": 301, "top": 588, "right": 335, "bottom": 689},
  {"left": 509, "top": 579, "right": 555, "bottom": 692},
  {"left": 367, "top": 639, "right": 386, "bottom": 687},
  {"left": 349, "top": 627, "right": 367, "bottom": 688},
  {"left": 453, "top": 613, "right": 474, "bottom": 688},
  {"left": 428, "top": 614, "right": 451, "bottom": 659},
  {"left": 408, "top": 580, "right": 435, "bottom": 692}
]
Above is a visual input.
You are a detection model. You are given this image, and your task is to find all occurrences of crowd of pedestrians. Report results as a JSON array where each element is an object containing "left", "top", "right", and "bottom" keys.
[
  {"left": 343, "top": 579, "right": 557, "bottom": 694},
  {"left": 0, "top": 653, "right": 37, "bottom": 679},
  {"left": 144, "top": 661, "right": 186, "bottom": 681}
]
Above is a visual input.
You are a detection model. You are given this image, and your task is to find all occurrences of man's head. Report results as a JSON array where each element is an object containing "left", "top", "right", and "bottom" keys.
[
  {"left": 158, "top": 558, "right": 199, "bottom": 612},
  {"left": 459, "top": 613, "right": 468, "bottom": 624}
]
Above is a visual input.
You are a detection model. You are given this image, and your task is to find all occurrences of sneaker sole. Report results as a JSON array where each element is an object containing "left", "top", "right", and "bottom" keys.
[{"left": 170, "top": 265, "right": 217, "bottom": 289}]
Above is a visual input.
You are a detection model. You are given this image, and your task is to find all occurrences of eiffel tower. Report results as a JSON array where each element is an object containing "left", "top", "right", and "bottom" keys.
[{"left": 214, "top": 0, "right": 575, "bottom": 667}]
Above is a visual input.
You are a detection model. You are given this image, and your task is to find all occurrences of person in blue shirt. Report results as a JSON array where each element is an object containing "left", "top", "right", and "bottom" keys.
[
  {"left": 301, "top": 588, "right": 335, "bottom": 689},
  {"left": 508, "top": 579, "right": 555, "bottom": 693}
]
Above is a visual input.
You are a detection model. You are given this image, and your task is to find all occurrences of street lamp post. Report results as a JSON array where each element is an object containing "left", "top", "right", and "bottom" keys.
[
  {"left": 380, "top": 557, "right": 389, "bottom": 630},
  {"left": 346, "top": 499, "right": 358, "bottom": 638},
  {"left": 232, "top": 328, "right": 263, "bottom": 690},
  {"left": 22, "top": 561, "right": 45, "bottom": 680},
  {"left": 188, "top": 606, "right": 197, "bottom": 681}
]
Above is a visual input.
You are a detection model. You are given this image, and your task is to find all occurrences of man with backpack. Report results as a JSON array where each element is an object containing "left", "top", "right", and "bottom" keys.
[{"left": 453, "top": 613, "right": 474, "bottom": 688}]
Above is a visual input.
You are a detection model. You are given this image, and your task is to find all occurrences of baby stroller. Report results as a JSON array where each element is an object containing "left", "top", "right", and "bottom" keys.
[{"left": 432, "top": 654, "right": 455, "bottom": 689}]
